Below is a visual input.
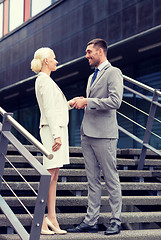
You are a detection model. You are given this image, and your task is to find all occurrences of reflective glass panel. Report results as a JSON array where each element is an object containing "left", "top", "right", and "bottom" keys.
[
  {"left": 31, "top": 0, "right": 51, "bottom": 17},
  {"left": 9, "top": 0, "right": 23, "bottom": 31}
]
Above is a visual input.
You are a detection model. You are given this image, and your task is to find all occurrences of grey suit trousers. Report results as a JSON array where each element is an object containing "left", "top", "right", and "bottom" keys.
[{"left": 81, "top": 135, "right": 122, "bottom": 226}]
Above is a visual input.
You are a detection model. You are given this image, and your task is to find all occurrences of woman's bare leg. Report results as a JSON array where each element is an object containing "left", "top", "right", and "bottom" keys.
[
  {"left": 47, "top": 168, "right": 60, "bottom": 228},
  {"left": 41, "top": 167, "right": 59, "bottom": 230}
]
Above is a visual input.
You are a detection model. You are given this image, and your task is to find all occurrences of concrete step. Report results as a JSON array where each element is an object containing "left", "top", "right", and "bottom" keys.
[
  {"left": 2, "top": 181, "right": 161, "bottom": 191},
  {"left": 57, "top": 181, "right": 161, "bottom": 191},
  {"left": 1, "top": 145, "right": 161, "bottom": 239},
  {"left": 7, "top": 145, "right": 83, "bottom": 154},
  {"left": 69, "top": 157, "right": 161, "bottom": 167},
  {"left": 7, "top": 145, "right": 161, "bottom": 157},
  {"left": 1, "top": 229, "right": 161, "bottom": 240},
  {"left": 117, "top": 148, "right": 161, "bottom": 157},
  {"left": 5, "top": 155, "right": 161, "bottom": 167},
  {"left": 3, "top": 195, "right": 161, "bottom": 207},
  {"left": 1, "top": 212, "right": 161, "bottom": 226},
  {"left": 3, "top": 168, "right": 161, "bottom": 177}
]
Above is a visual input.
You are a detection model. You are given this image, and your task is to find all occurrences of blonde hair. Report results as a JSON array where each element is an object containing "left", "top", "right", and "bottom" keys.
[{"left": 31, "top": 47, "right": 54, "bottom": 73}]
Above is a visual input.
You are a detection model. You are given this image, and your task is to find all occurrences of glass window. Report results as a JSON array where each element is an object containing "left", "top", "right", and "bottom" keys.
[
  {"left": 0, "top": 3, "right": 3, "bottom": 38},
  {"left": 9, "top": 0, "right": 24, "bottom": 31},
  {"left": 31, "top": 0, "right": 51, "bottom": 17}
]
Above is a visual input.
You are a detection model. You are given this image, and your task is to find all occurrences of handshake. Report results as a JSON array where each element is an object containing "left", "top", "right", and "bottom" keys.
[{"left": 69, "top": 97, "right": 87, "bottom": 109}]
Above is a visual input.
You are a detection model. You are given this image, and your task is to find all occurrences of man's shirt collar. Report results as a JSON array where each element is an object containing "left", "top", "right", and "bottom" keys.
[{"left": 97, "top": 60, "right": 109, "bottom": 71}]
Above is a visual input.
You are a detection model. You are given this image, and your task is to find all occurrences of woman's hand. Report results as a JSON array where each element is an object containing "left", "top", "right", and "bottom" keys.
[
  {"left": 52, "top": 137, "right": 62, "bottom": 152},
  {"left": 69, "top": 96, "right": 84, "bottom": 107}
]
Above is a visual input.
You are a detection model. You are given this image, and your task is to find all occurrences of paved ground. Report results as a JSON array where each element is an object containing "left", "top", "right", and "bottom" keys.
[{"left": 1, "top": 229, "right": 161, "bottom": 240}]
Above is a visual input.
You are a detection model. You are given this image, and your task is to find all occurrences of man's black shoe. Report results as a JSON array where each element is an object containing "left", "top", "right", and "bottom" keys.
[
  {"left": 104, "top": 222, "right": 121, "bottom": 235},
  {"left": 67, "top": 221, "right": 98, "bottom": 233}
]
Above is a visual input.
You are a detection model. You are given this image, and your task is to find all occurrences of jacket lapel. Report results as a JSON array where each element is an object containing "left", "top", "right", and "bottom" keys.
[{"left": 87, "top": 62, "right": 111, "bottom": 97}]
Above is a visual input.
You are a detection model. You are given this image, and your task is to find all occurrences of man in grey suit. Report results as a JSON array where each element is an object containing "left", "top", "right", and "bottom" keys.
[{"left": 68, "top": 39, "right": 123, "bottom": 235}]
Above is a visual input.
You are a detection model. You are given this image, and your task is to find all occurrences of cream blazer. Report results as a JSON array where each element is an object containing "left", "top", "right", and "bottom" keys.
[{"left": 35, "top": 72, "right": 70, "bottom": 139}]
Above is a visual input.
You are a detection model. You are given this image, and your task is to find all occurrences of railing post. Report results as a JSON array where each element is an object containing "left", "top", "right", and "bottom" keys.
[
  {"left": 0, "top": 113, "right": 30, "bottom": 240},
  {"left": 29, "top": 175, "right": 51, "bottom": 240},
  {"left": 1, "top": 116, "right": 15, "bottom": 234},
  {"left": 138, "top": 89, "right": 159, "bottom": 170},
  {"left": 0, "top": 113, "right": 13, "bottom": 189}
]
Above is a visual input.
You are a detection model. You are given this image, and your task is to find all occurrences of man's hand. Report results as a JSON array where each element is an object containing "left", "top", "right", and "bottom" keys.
[
  {"left": 52, "top": 137, "right": 62, "bottom": 152},
  {"left": 73, "top": 98, "right": 87, "bottom": 109},
  {"left": 69, "top": 96, "right": 85, "bottom": 108}
]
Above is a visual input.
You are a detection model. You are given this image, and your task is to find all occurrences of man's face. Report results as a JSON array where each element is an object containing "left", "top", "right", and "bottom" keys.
[{"left": 85, "top": 44, "right": 100, "bottom": 68}]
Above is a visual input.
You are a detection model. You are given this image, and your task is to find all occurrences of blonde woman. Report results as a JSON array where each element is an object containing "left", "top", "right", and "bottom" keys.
[{"left": 31, "top": 47, "right": 74, "bottom": 235}]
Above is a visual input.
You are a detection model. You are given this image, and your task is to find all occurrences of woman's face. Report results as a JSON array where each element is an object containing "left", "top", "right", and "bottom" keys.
[{"left": 47, "top": 52, "right": 58, "bottom": 72}]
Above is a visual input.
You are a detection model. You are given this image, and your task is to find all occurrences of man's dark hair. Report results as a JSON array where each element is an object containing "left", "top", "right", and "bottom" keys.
[{"left": 87, "top": 38, "right": 108, "bottom": 56}]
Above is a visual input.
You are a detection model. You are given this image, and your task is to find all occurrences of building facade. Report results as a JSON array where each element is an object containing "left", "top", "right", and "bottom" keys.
[{"left": 0, "top": 0, "right": 161, "bottom": 148}]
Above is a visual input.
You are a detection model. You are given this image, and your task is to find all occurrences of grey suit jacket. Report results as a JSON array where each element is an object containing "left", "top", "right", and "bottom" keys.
[{"left": 81, "top": 61, "right": 123, "bottom": 139}]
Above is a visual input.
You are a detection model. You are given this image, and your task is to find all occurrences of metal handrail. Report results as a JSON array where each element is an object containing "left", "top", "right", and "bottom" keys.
[
  {"left": 0, "top": 106, "right": 53, "bottom": 160},
  {"left": 0, "top": 110, "right": 52, "bottom": 240},
  {"left": 123, "top": 75, "right": 161, "bottom": 96},
  {"left": 1, "top": 176, "right": 34, "bottom": 219},
  {"left": 119, "top": 75, "right": 161, "bottom": 170},
  {"left": 3, "top": 154, "right": 38, "bottom": 196}
]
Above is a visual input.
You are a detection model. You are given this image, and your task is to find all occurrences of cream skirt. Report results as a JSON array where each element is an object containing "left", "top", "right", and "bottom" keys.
[{"left": 40, "top": 125, "right": 70, "bottom": 169}]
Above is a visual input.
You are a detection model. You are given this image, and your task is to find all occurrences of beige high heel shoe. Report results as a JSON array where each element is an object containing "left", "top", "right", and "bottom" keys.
[
  {"left": 46, "top": 217, "right": 67, "bottom": 235},
  {"left": 41, "top": 229, "right": 55, "bottom": 235}
]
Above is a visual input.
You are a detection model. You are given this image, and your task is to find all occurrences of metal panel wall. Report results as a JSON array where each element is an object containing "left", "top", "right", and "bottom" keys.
[{"left": 0, "top": 0, "right": 161, "bottom": 89}]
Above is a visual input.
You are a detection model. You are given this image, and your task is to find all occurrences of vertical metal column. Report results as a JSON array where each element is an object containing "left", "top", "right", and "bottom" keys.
[
  {"left": 0, "top": 113, "right": 12, "bottom": 189},
  {"left": 0, "top": 113, "right": 30, "bottom": 240},
  {"left": 138, "top": 90, "right": 159, "bottom": 170},
  {"left": 29, "top": 174, "right": 51, "bottom": 240}
]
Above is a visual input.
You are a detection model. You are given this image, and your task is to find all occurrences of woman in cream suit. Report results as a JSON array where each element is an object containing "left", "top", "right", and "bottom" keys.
[{"left": 31, "top": 47, "right": 73, "bottom": 235}]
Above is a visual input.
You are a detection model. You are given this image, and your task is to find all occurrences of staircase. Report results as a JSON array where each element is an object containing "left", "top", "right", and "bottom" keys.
[{"left": 0, "top": 145, "right": 161, "bottom": 239}]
